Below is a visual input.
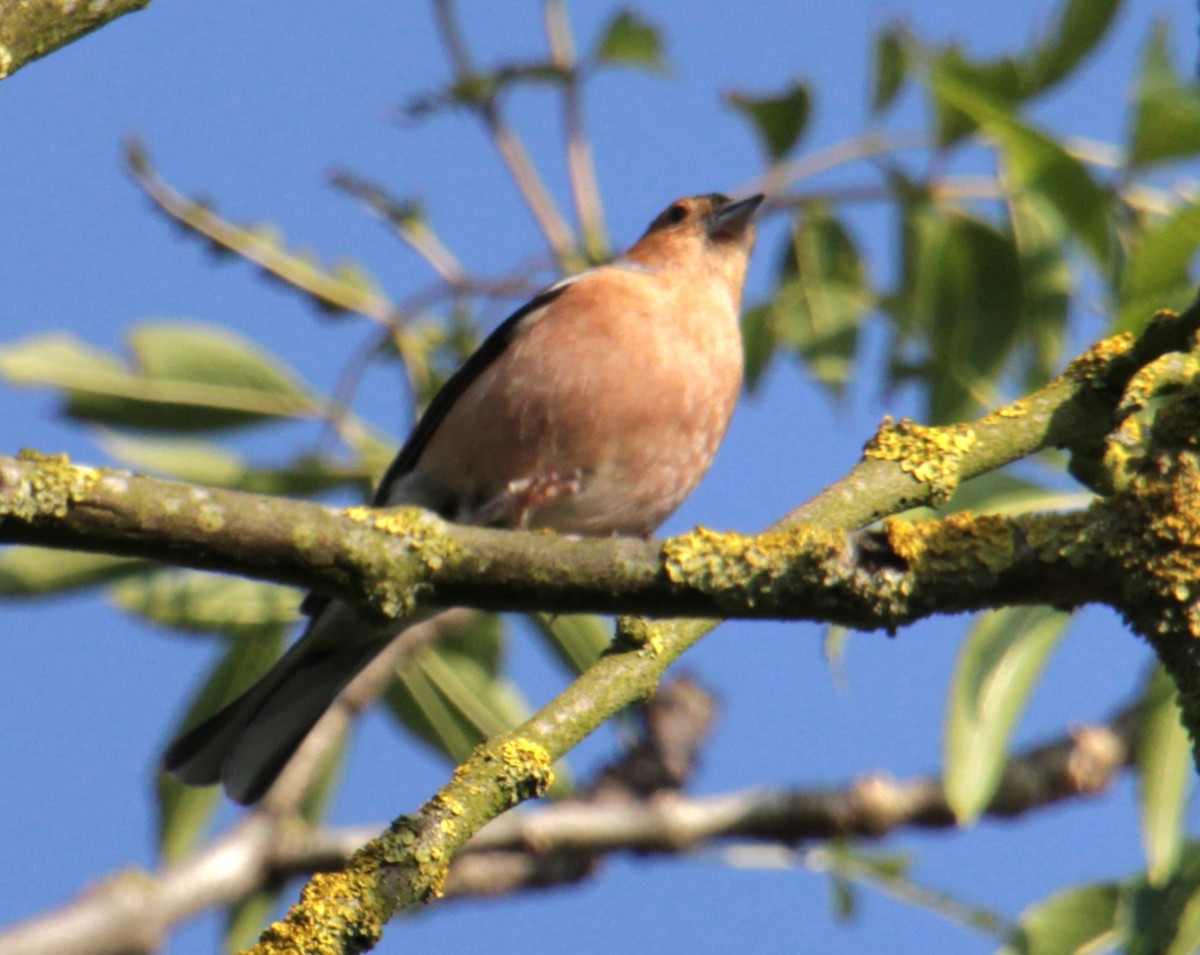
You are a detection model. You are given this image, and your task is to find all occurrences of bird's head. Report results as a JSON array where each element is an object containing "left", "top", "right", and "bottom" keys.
[{"left": 625, "top": 193, "right": 764, "bottom": 290}]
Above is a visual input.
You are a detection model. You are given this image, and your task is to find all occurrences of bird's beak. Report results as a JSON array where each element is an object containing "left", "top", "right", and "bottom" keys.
[{"left": 707, "top": 193, "right": 765, "bottom": 239}]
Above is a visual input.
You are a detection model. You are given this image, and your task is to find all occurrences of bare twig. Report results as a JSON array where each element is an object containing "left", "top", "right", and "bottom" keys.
[
  {"left": 328, "top": 170, "right": 467, "bottom": 287},
  {"left": 124, "top": 141, "right": 407, "bottom": 330},
  {"left": 745, "top": 131, "right": 927, "bottom": 199},
  {"left": 315, "top": 327, "right": 401, "bottom": 460},
  {"left": 543, "top": 0, "right": 608, "bottom": 262},
  {"left": 0, "top": 703, "right": 1135, "bottom": 955},
  {"left": 432, "top": 0, "right": 579, "bottom": 268}
]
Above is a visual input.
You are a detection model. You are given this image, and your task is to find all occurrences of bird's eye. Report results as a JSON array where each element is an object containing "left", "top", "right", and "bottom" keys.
[{"left": 664, "top": 204, "right": 688, "bottom": 225}]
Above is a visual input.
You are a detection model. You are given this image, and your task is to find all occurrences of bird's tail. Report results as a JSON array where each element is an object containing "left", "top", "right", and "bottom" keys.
[{"left": 163, "top": 602, "right": 392, "bottom": 805}]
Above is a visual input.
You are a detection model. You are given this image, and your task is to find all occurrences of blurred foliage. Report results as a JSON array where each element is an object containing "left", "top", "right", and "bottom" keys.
[
  {"left": 943, "top": 607, "right": 1070, "bottom": 826},
  {"left": 1000, "top": 842, "right": 1200, "bottom": 954},
  {"left": 3, "top": 0, "right": 1200, "bottom": 949}
]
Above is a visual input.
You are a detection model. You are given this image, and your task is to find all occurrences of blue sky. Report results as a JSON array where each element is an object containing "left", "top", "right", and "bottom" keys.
[{"left": 0, "top": 2, "right": 1193, "bottom": 953}]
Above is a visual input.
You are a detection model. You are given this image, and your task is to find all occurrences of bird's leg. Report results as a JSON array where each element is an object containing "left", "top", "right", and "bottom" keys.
[{"left": 473, "top": 469, "right": 585, "bottom": 528}]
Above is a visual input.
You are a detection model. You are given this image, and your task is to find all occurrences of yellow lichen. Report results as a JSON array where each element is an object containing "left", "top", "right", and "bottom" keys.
[
  {"left": 254, "top": 861, "right": 388, "bottom": 955},
  {"left": 1064, "top": 332, "right": 1136, "bottom": 383},
  {"left": 291, "top": 521, "right": 319, "bottom": 552},
  {"left": 342, "top": 505, "right": 463, "bottom": 617},
  {"left": 344, "top": 504, "right": 460, "bottom": 571},
  {"left": 1098, "top": 390, "right": 1200, "bottom": 646},
  {"left": 1, "top": 450, "right": 98, "bottom": 521},
  {"left": 640, "top": 620, "right": 670, "bottom": 657},
  {"left": 862, "top": 417, "right": 978, "bottom": 505},
  {"left": 448, "top": 736, "right": 555, "bottom": 811},
  {"left": 195, "top": 500, "right": 226, "bottom": 533},
  {"left": 1117, "top": 349, "right": 1200, "bottom": 422},
  {"left": 1018, "top": 508, "right": 1084, "bottom": 567},
  {"left": 1123, "top": 463, "right": 1200, "bottom": 637},
  {"left": 995, "top": 400, "right": 1028, "bottom": 419},
  {"left": 662, "top": 526, "right": 758, "bottom": 590},
  {"left": 613, "top": 615, "right": 672, "bottom": 658},
  {"left": 883, "top": 512, "right": 1016, "bottom": 576},
  {"left": 661, "top": 524, "right": 846, "bottom": 611},
  {"left": 495, "top": 738, "right": 555, "bottom": 798}
]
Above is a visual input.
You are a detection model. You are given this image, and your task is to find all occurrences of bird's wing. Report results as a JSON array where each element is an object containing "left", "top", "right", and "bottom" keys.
[
  {"left": 369, "top": 277, "right": 577, "bottom": 505},
  {"left": 299, "top": 276, "right": 578, "bottom": 620}
]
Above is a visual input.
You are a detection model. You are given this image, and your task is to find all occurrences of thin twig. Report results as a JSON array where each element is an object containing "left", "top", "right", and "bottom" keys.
[
  {"left": 800, "top": 844, "right": 1009, "bottom": 936},
  {"left": 778, "top": 175, "right": 1007, "bottom": 209},
  {"left": 315, "top": 327, "right": 403, "bottom": 460},
  {"left": 433, "top": 0, "right": 579, "bottom": 268},
  {"left": 329, "top": 170, "right": 467, "bottom": 287},
  {"left": 543, "top": 0, "right": 609, "bottom": 262},
  {"left": 124, "top": 140, "right": 406, "bottom": 329},
  {"left": 0, "top": 701, "right": 1136, "bottom": 955},
  {"left": 746, "top": 131, "right": 927, "bottom": 198}
]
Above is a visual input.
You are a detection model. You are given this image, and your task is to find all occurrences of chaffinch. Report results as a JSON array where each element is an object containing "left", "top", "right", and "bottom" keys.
[{"left": 164, "top": 192, "right": 763, "bottom": 804}]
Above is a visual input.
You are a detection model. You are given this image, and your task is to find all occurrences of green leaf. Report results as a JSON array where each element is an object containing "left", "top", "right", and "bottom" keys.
[
  {"left": 1129, "top": 23, "right": 1200, "bottom": 168},
  {"left": 926, "top": 0, "right": 1120, "bottom": 144},
  {"left": 939, "top": 471, "right": 1092, "bottom": 518},
  {"left": 1126, "top": 843, "right": 1200, "bottom": 955},
  {"left": 594, "top": 10, "right": 666, "bottom": 73},
  {"left": 1116, "top": 199, "right": 1200, "bottom": 331},
  {"left": 331, "top": 259, "right": 385, "bottom": 299},
  {"left": 929, "top": 60, "right": 1112, "bottom": 264},
  {"left": 740, "top": 303, "right": 778, "bottom": 392},
  {"left": 871, "top": 25, "right": 909, "bottom": 114},
  {"left": 0, "top": 547, "right": 149, "bottom": 596},
  {"left": 771, "top": 204, "right": 870, "bottom": 396},
  {"left": 532, "top": 613, "right": 611, "bottom": 674},
  {"left": 0, "top": 323, "right": 319, "bottom": 432},
  {"left": 830, "top": 873, "right": 858, "bottom": 921},
  {"left": 1137, "top": 667, "right": 1193, "bottom": 885},
  {"left": 727, "top": 81, "right": 812, "bottom": 162},
  {"left": 97, "top": 431, "right": 367, "bottom": 497},
  {"left": 1166, "top": 881, "right": 1200, "bottom": 955},
  {"left": 156, "top": 774, "right": 221, "bottom": 867},
  {"left": 417, "top": 647, "right": 528, "bottom": 740},
  {"left": 822, "top": 624, "right": 850, "bottom": 688},
  {"left": 886, "top": 201, "right": 1025, "bottom": 423},
  {"left": 384, "top": 615, "right": 574, "bottom": 796},
  {"left": 928, "top": 48, "right": 1021, "bottom": 147},
  {"left": 887, "top": 184, "right": 949, "bottom": 341},
  {"left": 157, "top": 629, "right": 285, "bottom": 861},
  {"left": 1008, "top": 193, "right": 1073, "bottom": 389},
  {"left": 1021, "top": 0, "right": 1123, "bottom": 96},
  {"left": 1000, "top": 882, "right": 1121, "bottom": 955},
  {"left": 101, "top": 432, "right": 248, "bottom": 485},
  {"left": 130, "top": 323, "right": 307, "bottom": 395},
  {"left": 944, "top": 607, "right": 1070, "bottom": 824},
  {"left": 388, "top": 660, "right": 479, "bottom": 761},
  {"left": 927, "top": 213, "right": 1024, "bottom": 422},
  {"left": 443, "top": 609, "right": 503, "bottom": 677},
  {"left": 111, "top": 570, "right": 302, "bottom": 634}
]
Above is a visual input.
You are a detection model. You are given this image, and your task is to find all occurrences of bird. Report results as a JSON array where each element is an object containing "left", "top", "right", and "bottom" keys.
[{"left": 163, "top": 191, "right": 764, "bottom": 804}]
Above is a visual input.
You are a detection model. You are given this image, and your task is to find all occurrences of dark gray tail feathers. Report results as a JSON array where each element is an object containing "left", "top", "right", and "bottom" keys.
[{"left": 163, "top": 605, "right": 391, "bottom": 805}]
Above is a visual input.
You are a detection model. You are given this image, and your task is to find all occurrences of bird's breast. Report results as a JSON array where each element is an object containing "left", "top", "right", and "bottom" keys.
[{"left": 413, "top": 269, "right": 743, "bottom": 535}]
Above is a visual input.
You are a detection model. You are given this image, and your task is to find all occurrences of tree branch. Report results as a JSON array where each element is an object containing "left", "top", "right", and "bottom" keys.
[
  {"left": 432, "top": 0, "right": 579, "bottom": 269},
  {"left": 0, "top": 699, "right": 1136, "bottom": 955},
  {"left": 3, "top": 302, "right": 1199, "bottom": 955},
  {"left": 0, "top": 0, "right": 149, "bottom": 80},
  {"left": 0, "top": 449, "right": 1112, "bottom": 627}
]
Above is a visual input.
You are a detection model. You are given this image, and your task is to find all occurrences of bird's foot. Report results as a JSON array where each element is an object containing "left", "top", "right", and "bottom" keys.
[{"left": 474, "top": 469, "right": 584, "bottom": 528}]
